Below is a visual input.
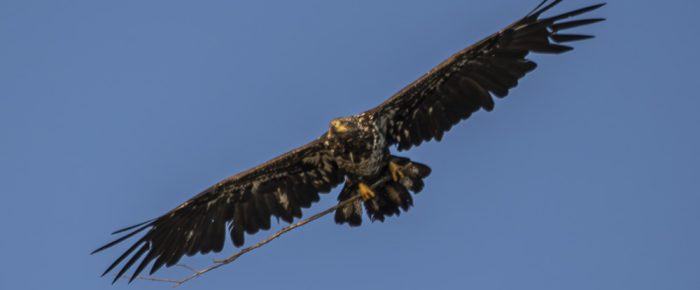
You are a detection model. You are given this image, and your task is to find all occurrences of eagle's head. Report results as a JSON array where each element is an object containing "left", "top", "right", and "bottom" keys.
[{"left": 327, "top": 117, "right": 359, "bottom": 138}]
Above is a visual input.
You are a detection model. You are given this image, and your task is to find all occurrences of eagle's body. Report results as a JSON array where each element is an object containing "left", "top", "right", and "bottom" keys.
[
  {"left": 325, "top": 114, "right": 388, "bottom": 178},
  {"left": 94, "top": 0, "right": 605, "bottom": 283}
]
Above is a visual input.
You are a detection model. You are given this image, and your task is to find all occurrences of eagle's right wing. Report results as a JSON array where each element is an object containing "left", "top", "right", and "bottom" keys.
[
  {"left": 92, "top": 137, "right": 344, "bottom": 283},
  {"left": 367, "top": 0, "right": 605, "bottom": 150}
]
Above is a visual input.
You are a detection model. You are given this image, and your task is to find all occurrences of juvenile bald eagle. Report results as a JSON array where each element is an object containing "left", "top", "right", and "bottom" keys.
[{"left": 94, "top": 0, "right": 605, "bottom": 283}]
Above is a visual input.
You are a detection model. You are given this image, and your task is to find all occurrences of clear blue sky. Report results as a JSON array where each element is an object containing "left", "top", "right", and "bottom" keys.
[{"left": 1, "top": 0, "right": 698, "bottom": 289}]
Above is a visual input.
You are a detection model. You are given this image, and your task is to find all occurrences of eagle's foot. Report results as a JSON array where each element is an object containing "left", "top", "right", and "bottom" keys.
[
  {"left": 388, "top": 161, "right": 405, "bottom": 182},
  {"left": 357, "top": 182, "right": 376, "bottom": 201}
]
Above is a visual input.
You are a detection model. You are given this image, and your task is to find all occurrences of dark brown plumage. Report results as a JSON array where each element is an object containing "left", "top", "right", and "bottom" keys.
[{"left": 93, "top": 0, "right": 604, "bottom": 283}]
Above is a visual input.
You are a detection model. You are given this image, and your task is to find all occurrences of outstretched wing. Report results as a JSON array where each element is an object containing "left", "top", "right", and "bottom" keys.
[
  {"left": 93, "top": 137, "right": 344, "bottom": 283},
  {"left": 368, "top": 0, "right": 605, "bottom": 150}
]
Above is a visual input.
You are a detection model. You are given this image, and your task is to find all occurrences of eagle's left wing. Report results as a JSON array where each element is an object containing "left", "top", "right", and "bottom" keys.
[
  {"left": 92, "top": 138, "right": 344, "bottom": 283},
  {"left": 367, "top": 1, "right": 605, "bottom": 150}
]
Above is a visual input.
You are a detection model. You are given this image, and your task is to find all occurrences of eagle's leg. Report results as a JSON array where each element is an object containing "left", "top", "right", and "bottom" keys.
[
  {"left": 388, "top": 161, "right": 406, "bottom": 182},
  {"left": 335, "top": 156, "right": 431, "bottom": 226},
  {"left": 357, "top": 182, "right": 376, "bottom": 201}
]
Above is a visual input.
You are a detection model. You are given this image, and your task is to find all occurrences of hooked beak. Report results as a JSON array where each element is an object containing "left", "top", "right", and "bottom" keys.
[{"left": 331, "top": 120, "right": 349, "bottom": 133}]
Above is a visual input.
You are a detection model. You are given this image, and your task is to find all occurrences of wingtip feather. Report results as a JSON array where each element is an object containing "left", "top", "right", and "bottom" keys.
[
  {"left": 547, "top": 3, "right": 607, "bottom": 22},
  {"left": 528, "top": 0, "right": 563, "bottom": 18},
  {"left": 551, "top": 18, "right": 606, "bottom": 31},
  {"left": 92, "top": 222, "right": 153, "bottom": 254},
  {"left": 551, "top": 34, "right": 595, "bottom": 43},
  {"left": 111, "top": 219, "right": 154, "bottom": 235}
]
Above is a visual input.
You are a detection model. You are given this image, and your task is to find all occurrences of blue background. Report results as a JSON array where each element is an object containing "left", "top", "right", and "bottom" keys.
[{"left": 1, "top": 1, "right": 698, "bottom": 289}]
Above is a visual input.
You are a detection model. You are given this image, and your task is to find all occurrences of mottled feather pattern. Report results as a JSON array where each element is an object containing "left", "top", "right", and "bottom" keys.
[{"left": 93, "top": 139, "right": 344, "bottom": 283}]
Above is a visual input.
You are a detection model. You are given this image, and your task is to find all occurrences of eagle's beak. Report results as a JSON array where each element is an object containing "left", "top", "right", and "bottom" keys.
[{"left": 331, "top": 120, "right": 349, "bottom": 133}]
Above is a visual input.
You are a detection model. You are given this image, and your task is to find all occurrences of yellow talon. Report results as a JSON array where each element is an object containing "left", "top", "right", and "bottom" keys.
[
  {"left": 388, "top": 161, "right": 405, "bottom": 182},
  {"left": 358, "top": 182, "right": 376, "bottom": 201}
]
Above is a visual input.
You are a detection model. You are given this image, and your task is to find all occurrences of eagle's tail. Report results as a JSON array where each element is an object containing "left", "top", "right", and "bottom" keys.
[{"left": 334, "top": 156, "right": 431, "bottom": 226}]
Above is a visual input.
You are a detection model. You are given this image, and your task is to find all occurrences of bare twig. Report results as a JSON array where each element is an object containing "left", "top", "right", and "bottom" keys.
[
  {"left": 133, "top": 177, "right": 388, "bottom": 287},
  {"left": 174, "top": 264, "right": 199, "bottom": 274}
]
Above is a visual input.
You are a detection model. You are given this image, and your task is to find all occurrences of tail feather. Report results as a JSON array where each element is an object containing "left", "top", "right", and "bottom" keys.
[{"left": 334, "top": 185, "right": 363, "bottom": 226}]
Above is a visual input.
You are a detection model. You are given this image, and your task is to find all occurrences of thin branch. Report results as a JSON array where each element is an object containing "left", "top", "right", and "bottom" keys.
[
  {"left": 133, "top": 177, "right": 388, "bottom": 287},
  {"left": 174, "top": 264, "right": 199, "bottom": 274}
]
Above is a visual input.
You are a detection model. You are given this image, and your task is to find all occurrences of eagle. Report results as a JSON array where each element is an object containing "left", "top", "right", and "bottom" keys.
[{"left": 94, "top": 0, "right": 605, "bottom": 283}]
